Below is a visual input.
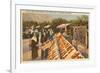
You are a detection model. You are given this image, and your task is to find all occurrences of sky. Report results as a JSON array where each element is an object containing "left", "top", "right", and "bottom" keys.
[{"left": 22, "top": 10, "right": 89, "bottom": 22}]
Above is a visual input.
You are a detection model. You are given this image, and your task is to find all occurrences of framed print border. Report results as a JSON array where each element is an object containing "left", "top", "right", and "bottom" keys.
[{"left": 11, "top": 1, "right": 96, "bottom": 73}]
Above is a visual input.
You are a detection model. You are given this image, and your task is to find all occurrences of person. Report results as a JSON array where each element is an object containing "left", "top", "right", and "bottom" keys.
[
  {"left": 31, "top": 36, "right": 38, "bottom": 60},
  {"left": 72, "top": 40, "right": 78, "bottom": 50}
]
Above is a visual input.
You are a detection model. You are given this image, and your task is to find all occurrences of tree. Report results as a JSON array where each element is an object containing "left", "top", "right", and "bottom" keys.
[
  {"left": 70, "top": 15, "right": 88, "bottom": 28},
  {"left": 51, "top": 18, "right": 68, "bottom": 28}
]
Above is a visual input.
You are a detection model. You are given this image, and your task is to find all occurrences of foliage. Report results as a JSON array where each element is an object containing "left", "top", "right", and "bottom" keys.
[
  {"left": 22, "top": 15, "right": 88, "bottom": 39},
  {"left": 70, "top": 15, "right": 88, "bottom": 27}
]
